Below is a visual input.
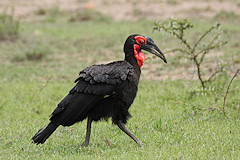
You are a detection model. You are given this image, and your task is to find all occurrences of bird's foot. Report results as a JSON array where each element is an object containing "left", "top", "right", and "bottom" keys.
[
  {"left": 81, "top": 141, "right": 89, "bottom": 147},
  {"left": 137, "top": 140, "right": 144, "bottom": 147}
]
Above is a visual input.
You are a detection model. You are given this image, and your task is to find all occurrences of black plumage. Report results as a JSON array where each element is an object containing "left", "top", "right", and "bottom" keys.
[{"left": 32, "top": 34, "right": 167, "bottom": 146}]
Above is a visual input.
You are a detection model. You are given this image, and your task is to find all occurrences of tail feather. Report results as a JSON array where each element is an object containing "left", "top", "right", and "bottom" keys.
[{"left": 32, "top": 123, "right": 58, "bottom": 145}]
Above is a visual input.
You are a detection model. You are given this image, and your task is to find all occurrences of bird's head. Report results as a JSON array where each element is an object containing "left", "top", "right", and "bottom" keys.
[{"left": 124, "top": 34, "right": 167, "bottom": 68}]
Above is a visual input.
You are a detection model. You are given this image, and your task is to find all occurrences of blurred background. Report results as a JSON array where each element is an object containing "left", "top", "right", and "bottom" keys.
[{"left": 0, "top": 0, "right": 239, "bottom": 81}]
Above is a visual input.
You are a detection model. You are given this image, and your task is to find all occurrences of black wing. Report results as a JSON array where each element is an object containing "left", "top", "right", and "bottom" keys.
[
  {"left": 74, "top": 61, "right": 134, "bottom": 95},
  {"left": 50, "top": 61, "right": 134, "bottom": 125}
]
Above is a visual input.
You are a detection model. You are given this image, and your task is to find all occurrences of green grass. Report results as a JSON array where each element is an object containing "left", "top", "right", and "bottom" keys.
[
  {"left": 0, "top": 6, "right": 240, "bottom": 160},
  {"left": 0, "top": 8, "right": 19, "bottom": 41},
  {"left": 0, "top": 80, "right": 239, "bottom": 159}
]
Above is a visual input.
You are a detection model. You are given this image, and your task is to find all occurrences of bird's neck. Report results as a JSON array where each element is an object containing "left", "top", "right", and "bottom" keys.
[{"left": 124, "top": 49, "right": 141, "bottom": 75}]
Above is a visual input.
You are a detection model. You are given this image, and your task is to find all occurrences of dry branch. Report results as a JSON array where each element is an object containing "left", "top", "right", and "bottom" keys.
[
  {"left": 222, "top": 69, "right": 240, "bottom": 115},
  {"left": 154, "top": 18, "right": 227, "bottom": 88}
]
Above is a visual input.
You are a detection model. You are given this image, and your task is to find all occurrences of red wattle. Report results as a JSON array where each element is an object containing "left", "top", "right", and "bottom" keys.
[
  {"left": 133, "top": 44, "right": 145, "bottom": 68},
  {"left": 137, "top": 51, "right": 145, "bottom": 67}
]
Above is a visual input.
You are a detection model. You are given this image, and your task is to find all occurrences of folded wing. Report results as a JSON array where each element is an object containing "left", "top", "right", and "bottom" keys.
[{"left": 49, "top": 61, "right": 134, "bottom": 126}]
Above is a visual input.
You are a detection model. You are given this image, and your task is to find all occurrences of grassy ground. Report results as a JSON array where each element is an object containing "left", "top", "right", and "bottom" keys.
[
  {"left": 0, "top": 80, "right": 239, "bottom": 159},
  {"left": 0, "top": 6, "right": 240, "bottom": 160}
]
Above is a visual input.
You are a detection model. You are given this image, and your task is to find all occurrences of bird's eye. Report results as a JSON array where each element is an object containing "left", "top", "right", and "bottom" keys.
[{"left": 141, "top": 40, "right": 145, "bottom": 44}]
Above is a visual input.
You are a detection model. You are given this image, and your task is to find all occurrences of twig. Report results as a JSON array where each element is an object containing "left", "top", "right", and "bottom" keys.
[
  {"left": 206, "top": 69, "right": 222, "bottom": 83},
  {"left": 154, "top": 19, "right": 227, "bottom": 88},
  {"left": 37, "top": 75, "right": 52, "bottom": 100},
  {"left": 196, "top": 37, "right": 227, "bottom": 59},
  {"left": 170, "top": 30, "right": 192, "bottom": 51},
  {"left": 156, "top": 25, "right": 192, "bottom": 52},
  {"left": 145, "top": 48, "right": 190, "bottom": 61},
  {"left": 222, "top": 69, "right": 240, "bottom": 115},
  {"left": 192, "top": 24, "right": 219, "bottom": 53},
  {"left": 164, "top": 48, "right": 189, "bottom": 54},
  {"left": 199, "top": 50, "right": 208, "bottom": 64},
  {"left": 193, "top": 56, "right": 205, "bottom": 88},
  {"left": 198, "top": 40, "right": 227, "bottom": 64}
]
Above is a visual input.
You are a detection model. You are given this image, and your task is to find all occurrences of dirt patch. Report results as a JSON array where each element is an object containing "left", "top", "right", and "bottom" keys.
[{"left": 0, "top": 0, "right": 239, "bottom": 20}]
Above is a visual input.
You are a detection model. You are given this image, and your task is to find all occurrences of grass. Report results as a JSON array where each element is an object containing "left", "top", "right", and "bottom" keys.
[
  {"left": 0, "top": 5, "right": 240, "bottom": 160},
  {"left": 0, "top": 80, "right": 239, "bottom": 159},
  {"left": 69, "top": 9, "right": 112, "bottom": 23},
  {"left": 0, "top": 8, "right": 19, "bottom": 41}
]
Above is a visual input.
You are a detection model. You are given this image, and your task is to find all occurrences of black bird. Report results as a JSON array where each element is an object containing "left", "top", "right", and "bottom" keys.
[{"left": 32, "top": 34, "right": 167, "bottom": 146}]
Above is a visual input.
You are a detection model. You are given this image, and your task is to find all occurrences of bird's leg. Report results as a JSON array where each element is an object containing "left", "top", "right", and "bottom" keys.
[
  {"left": 117, "top": 121, "right": 144, "bottom": 147},
  {"left": 82, "top": 117, "right": 92, "bottom": 146}
]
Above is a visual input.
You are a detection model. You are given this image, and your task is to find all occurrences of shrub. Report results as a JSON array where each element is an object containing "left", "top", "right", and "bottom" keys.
[
  {"left": 154, "top": 18, "right": 227, "bottom": 88},
  {"left": 0, "top": 8, "right": 19, "bottom": 41},
  {"left": 69, "top": 9, "right": 112, "bottom": 22},
  {"left": 12, "top": 37, "right": 52, "bottom": 62}
]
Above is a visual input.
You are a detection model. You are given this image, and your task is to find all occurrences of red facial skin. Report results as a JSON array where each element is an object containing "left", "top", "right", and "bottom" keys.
[
  {"left": 133, "top": 44, "right": 145, "bottom": 68},
  {"left": 133, "top": 36, "right": 147, "bottom": 68}
]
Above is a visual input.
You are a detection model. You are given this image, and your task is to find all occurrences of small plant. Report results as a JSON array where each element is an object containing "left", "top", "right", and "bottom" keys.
[
  {"left": 34, "top": 8, "right": 47, "bottom": 16},
  {"left": 132, "top": 8, "right": 145, "bottom": 17},
  {"left": 0, "top": 8, "right": 19, "bottom": 41},
  {"left": 45, "top": 6, "right": 62, "bottom": 23},
  {"left": 167, "top": 0, "right": 179, "bottom": 5},
  {"left": 153, "top": 18, "right": 227, "bottom": 88},
  {"left": 12, "top": 37, "right": 51, "bottom": 62},
  {"left": 214, "top": 11, "right": 240, "bottom": 22},
  {"left": 24, "top": 47, "right": 48, "bottom": 61},
  {"left": 69, "top": 9, "right": 112, "bottom": 22},
  {"left": 222, "top": 68, "right": 240, "bottom": 115}
]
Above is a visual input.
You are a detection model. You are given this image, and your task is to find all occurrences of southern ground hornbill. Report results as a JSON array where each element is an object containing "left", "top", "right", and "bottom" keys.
[{"left": 32, "top": 34, "right": 167, "bottom": 146}]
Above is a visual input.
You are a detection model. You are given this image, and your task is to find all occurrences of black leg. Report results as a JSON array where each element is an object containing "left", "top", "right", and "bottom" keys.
[
  {"left": 82, "top": 117, "right": 92, "bottom": 146},
  {"left": 117, "top": 121, "right": 144, "bottom": 147}
]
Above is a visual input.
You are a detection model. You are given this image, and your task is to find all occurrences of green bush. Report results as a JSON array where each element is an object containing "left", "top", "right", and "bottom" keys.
[
  {"left": 45, "top": 6, "right": 62, "bottom": 23},
  {"left": 12, "top": 37, "right": 52, "bottom": 62},
  {"left": 34, "top": 6, "right": 62, "bottom": 23},
  {"left": 214, "top": 11, "right": 240, "bottom": 22},
  {"left": 0, "top": 8, "right": 19, "bottom": 41},
  {"left": 154, "top": 18, "right": 227, "bottom": 88},
  {"left": 34, "top": 8, "right": 47, "bottom": 16},
  {"left": 69, "top": 9, "right": 112, "bottom": 23}
]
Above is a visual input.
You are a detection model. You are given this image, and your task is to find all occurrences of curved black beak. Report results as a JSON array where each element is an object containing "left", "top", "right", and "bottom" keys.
[{"left": 140, "top": 37, "right": 167, "bottom": 63}]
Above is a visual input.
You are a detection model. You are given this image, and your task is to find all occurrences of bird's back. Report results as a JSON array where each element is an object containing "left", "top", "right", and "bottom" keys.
[{"left": 49, "top": 60, "right": 139, "bottom": 126}]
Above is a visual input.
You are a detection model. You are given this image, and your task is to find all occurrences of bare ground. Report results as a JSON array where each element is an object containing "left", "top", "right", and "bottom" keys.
[{"left": 1, "top": 0, "right": 239, "bottom": 20}]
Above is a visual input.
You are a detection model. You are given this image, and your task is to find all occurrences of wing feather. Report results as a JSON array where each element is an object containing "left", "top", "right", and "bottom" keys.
[
  {"left": 75, "top": 61, "right": 134, "bottom": 94},
  {"left": 50, "top": 60, "right": 134, "bottom": 121}
]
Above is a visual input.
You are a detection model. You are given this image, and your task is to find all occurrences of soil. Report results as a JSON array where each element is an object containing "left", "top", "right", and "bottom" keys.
[{"left": 1, "top": 0, "right": 239, "bottom": 20}]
